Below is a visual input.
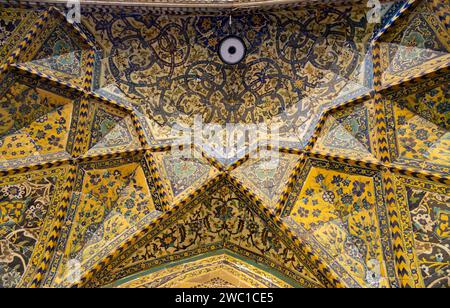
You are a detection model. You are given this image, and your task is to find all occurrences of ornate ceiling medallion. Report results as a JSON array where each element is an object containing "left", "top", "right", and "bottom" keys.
[{"left": 218, "top": 36, "right": 246, "bottom": 65}]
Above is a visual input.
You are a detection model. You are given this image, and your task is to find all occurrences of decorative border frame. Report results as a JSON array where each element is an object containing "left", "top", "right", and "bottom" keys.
[{"left": 0, "top": 0, "right": 448, "bottom": 288}]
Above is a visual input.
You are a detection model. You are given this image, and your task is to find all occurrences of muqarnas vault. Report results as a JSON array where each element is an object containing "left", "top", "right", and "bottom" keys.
[{"left": 0, "top": 0, "right": 449, "bottom": 288}]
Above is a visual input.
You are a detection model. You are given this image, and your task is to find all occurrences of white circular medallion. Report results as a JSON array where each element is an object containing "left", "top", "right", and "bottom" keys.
[{"left": 218, "top": 36, "right": 246, "bottom": 65}]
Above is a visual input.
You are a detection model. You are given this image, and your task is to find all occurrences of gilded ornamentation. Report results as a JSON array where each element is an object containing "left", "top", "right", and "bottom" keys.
[
  {"left": 282, "top": 158, "right": 396, "bottom": 288},
  {"left": 84, "top": 6, "right": 374, "bottom": 150},
  {"left": 89, "top": 180, "right": 326, "bottom": 288},
  {"left": 0, "top": 0, "right": 449, "bottom": 288}
]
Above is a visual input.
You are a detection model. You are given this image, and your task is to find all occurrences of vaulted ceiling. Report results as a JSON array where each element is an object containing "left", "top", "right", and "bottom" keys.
[
  {"left": 14, "top": 0, "right": 383, "bottom": 10},
  {"left": 0, "top": 0, "right": 449, "bottom": 288}
]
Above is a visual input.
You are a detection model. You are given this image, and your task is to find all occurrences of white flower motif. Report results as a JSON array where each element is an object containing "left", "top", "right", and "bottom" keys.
[
  {"left": 1, "top": 185, "right": 26, "bottom": 200},
  {"left": 413, "top": 213, "right": 435, "bottom": 233},
  {"left": 1, "top": 270, "right": 22, "bottom": 288},
  {"left": 420, "top": 264, "right": 430, "bottom": 277}
]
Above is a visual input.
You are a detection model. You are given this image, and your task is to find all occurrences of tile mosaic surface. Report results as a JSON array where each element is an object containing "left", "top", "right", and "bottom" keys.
[
  {"left": 42, "top": 155, "right": 164, "bottom": 287},
  {"left": 378, "top": 0, "right": 450, "bottom": 87},
  {"left": 88, "top": 179, "right": 327, "bottom": 288},
  {"left": 0, "top": 8, "right": 41, "bottom": 65},
  {"left": 383, "top": 72, "right": 450, "bottom": 175},
  {"left": 0, "top": 0, "right": 449, "bottom": 288},
  {"left": 393, "top": 175, "right": 450, "bottom": 288},
  {"left": 83, "top": 98, "right": 142, "bottom": 156},
  {"left": 281, "top": 158, "right": 395, "bottom": 288},
  {"left": 0, "top": 165, "right": 71, "bottom": 287},
  {"left": 231, "top": 150, "right": 300, "bottom": 210},
  {"left": 84, "top": 5, "right": 375, "bottom": 154},
  {"left": 0, "top": 69, "right": 80, "bottom": 169},
  {"left": 111, "top": 252, "right": 296, "bottom": 288},
  {"left": 152, "top": 148, "right": 221, "bottom": 205},
  {"left": 313, "top": 100, "right": 378, "bottom": 161},
  {"left": 17, "top": 10, "right": 94, "bottom": 90}
]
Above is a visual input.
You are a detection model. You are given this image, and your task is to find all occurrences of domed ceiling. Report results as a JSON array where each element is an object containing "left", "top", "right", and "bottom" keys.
[{"left": 0, "top": 0, "right": 449, "bottom": 288}]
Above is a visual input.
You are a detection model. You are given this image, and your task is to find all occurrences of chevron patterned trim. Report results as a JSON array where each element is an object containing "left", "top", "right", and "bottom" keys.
[
  {"left": 306, "top": 151, "right": 383, "bottom": 170},
  {"left": 305, "top": 93, "right": 374, "bottom": 151},
  {"left": 144, "top": 151, "right": 171, "bottom": 211},
  {"left": 47, "top": 6, "right": 97, "bottom": 50},
  {"left": 83, "top": 50, "right": 96, "bottom": 91},
  {"left": 130, "top": 112, "right": 152, "bottom": 149},
  {"left": 85, "top": 90, "right": 134, "bottom": 112},
  {"left": 71, "top": 95, "right": 91, "bottom": 157},
  {"left": 0, "top": 159, "right": 72, "bottom": 176},
  {"left": 275, "top": 146, "right": 303, "bottom": 155},
  {"left": 372, "top": 0, "right": 418, "bottom": 43},
  {"left": 373, "top": 54, "right": 391, "bottom": 165},
  {"left": 10, "top": 63, "right": 87, "bottom": 93},
  {"left": 372, "top": 38, "right": 411, "bottom": 286},
  {"left": 224, "top": 173, "right": 341, "bottom": 288},
  {"left": 226, "top": 153, "right": 251, "bottom": 172},
  {"left": 381, "top": 171, "right": 415, "bottom": 288},
  {"left": 147, "top": 144, "right": 178, "bottom": 152},
  {"left": 193, "top": 145, "right": 226, "bottom": 172},
  {"left": 78, "top": 149, "right": 148, "bottom": 163},
  {"left": 378, "top": 60, "right": 450, "bottom": 92},
  {"left": 30, "top": 164, "right": 77, "bottom": 288},
  {"left": 372, "top": 40, "right": 382, "bottom": 89},
  {"left": 275, "top": 153, "right": 307, "bottom": 216},
  {"left": 430, "top": 0, "right": 450, "bottom": 30},
  {"left": 225, "top": 144, "right": 295, "bottom": 172},
  {"left": 387, "top": 164, "right": 450, "bottom": 185},
  {"left": 0, "top": 9, "right": 49, "bottom": 74},
  {"left": 72, "top": 174, "right": 226, "bottom": 288}
]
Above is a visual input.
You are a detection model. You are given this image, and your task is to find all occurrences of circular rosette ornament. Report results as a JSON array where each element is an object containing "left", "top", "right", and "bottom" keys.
[{"left": 218, "top": 36, "right": 246, "bottom": 65}]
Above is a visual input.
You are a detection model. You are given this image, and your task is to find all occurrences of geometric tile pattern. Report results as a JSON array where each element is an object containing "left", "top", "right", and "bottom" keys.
[
  {"left": 231, "top": 150, "right": 300, "bottom": 210},
  {"left": 152, "top": 147, "right": 221, "bottom": 206},
  {"left": 83, "top": 98, "right": 142, "bottom": 156},
  {"left": 281, "top": 158, "right": 396, "bottom": 288},
  {"left": 0, "top": 68, "right": 80, "bottom": 170},
  {"left": 84, "top": 178, "right": 328, "bottom": 288},
  {"left": 42, "top": 154, "right": 163, "bottom": 287},
  {"left": 312, "top": 100, "right": 379, "bottom": 162},
  {"left": 0, "top": 0, "right": 449, "bottom": 288},
  {"left": 0, "top": 8, "right": 40, "bottom": 66},
  {"left": 378, "top": 0, "right": 450, "bottom": 88},
  {"left": 83, "top": 5, "right": 375, "bottom": 151},
  {"left": 17, "top": 10, "right": 94, "bottom": 90}
]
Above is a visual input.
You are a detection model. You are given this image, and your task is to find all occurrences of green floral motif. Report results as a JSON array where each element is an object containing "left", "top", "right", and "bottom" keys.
[
  {"left": 33, "top": 25, "right": 82, "bottom": 76},
  {"left": 162, "top": 155, "right": 211, "bottom": 197},
  {"left": 383, "top": 7, "right": 449, "bottom": 76}
]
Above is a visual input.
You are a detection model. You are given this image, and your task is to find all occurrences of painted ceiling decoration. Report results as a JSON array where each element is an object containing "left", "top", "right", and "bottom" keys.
[
  {"left": 0, "top": 0, "right": 449, "bottom": 288},
  {"left": 5, "top": 0, "right": 398, "bottom": 14},
  {"left": 109, "top": 252, "right": 301, "bottom": 288}
]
